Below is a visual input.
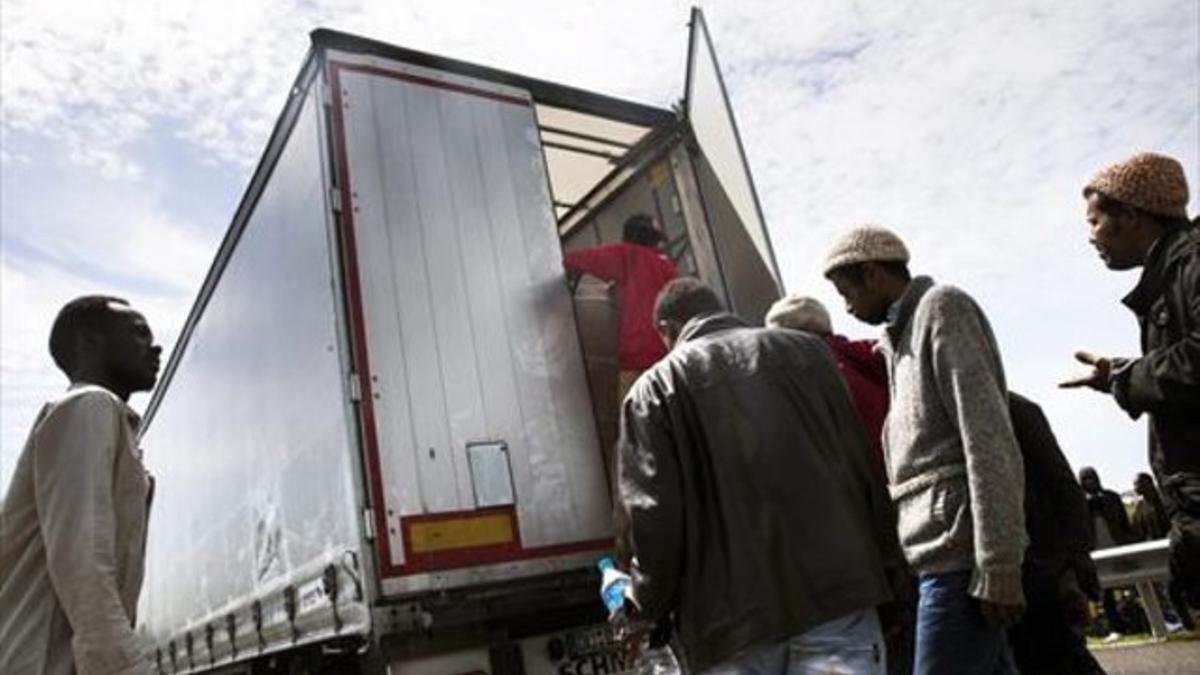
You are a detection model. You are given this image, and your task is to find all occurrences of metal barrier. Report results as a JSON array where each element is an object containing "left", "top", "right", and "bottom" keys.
[{"left": 1092, "top": 539, "right": 1172, "bottom": 639}]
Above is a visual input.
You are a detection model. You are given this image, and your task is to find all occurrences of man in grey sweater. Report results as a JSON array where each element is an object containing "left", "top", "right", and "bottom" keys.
[{"left": 823, "top": 225, "right": 1027, "bottom": 675}]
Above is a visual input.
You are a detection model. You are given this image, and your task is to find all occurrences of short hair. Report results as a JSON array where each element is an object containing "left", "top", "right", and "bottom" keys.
[
  {"left": 654, "top": 277, "right": 724, "bottom": 327},
  {"left": 622, "top": 214, "right": 665, "bottom": 247},
  {"left": 49, "top": 295, "right": 129, "bottom": 377},
  {"left": 766, "top": 295, "right": 832, "bottom": 334},
  {"left": 1088, "top": 190, "right": 1191, "bottom": 231},
  {"left": 827, "top": 260, "right": 911, "bottom": 287}
]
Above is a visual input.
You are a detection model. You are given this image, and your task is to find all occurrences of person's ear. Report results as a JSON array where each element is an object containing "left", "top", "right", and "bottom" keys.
[{"left": 657, "top": 320, "right": 678, "bottom": 349}]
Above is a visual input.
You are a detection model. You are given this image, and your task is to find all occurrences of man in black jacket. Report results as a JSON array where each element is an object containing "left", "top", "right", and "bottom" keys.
[
  {"left": 1007, "top": 394, "right": 1105, "bottom": 674},
  {"left": 618, "top": 278, "right": 906, "bottom": 675},
  {"left": 1079, "top": 467, "right": 1137, "bottom": 550},
  {"left": 1132, "top": 472, "right": 1171, "bottom": 542},
  {"left": 1062, "top": 151, "right": 1200, "bottom": 606},
  {"left": 1078, "top": 467, "right": 1137, "bottom": 639}
]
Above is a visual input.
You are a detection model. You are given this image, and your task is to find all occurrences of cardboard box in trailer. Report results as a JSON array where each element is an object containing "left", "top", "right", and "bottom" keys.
[{"left": 137, "top": 8, "right": 781, "bottom": 674}]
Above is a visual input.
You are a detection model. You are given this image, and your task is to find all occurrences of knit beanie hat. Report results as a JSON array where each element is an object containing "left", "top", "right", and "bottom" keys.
[
  {"left": 822, "top": 224, "right": 910, "bottom": 277},
  {"left": 1084, "top": 152, "right": 1189, "bottom": 220},
  {"left": 766, "top": 295, "right": 832, "bottom": 334}
]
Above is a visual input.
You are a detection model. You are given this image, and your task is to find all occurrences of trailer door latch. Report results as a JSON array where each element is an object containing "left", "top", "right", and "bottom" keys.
[{"left": 362, "top": 508, "right": 376, "bottom": 541}]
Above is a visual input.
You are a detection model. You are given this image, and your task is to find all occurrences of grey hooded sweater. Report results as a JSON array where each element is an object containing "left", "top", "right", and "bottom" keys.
[{"left": 879, "top": 276, "right": 1027, "bottom": 605}]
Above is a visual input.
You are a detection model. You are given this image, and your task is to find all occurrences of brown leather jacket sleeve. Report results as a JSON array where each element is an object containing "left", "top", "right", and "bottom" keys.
[
  {"left": 617, "top": 383, "right": 684, "bottom": 622},
  {"left": 836, "top": 380, "right": 907, "bottom": 576}
]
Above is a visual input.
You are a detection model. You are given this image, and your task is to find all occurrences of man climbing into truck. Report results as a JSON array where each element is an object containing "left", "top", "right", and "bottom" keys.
[{"left": 564, "top": 213, "right": 678, "bottom": 402}]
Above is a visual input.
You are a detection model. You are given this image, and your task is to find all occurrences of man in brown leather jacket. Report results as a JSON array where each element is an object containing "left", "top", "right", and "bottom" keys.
[
  {"left": 617, "top": 278, "right": 906, "bottom": 675},
  {"left": 1062, "top": 151, "right": 1200, "bottom": 606}
]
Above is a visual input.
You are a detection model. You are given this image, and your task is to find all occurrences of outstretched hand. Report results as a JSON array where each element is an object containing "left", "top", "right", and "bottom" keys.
[{"left": 1058, "top": 350, "right": 1113, "bottom": 392}]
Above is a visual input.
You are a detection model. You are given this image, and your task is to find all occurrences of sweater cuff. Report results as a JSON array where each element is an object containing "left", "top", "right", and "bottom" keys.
[{"left": 968, "top": 568, "right": 1025, "bottom": 606}]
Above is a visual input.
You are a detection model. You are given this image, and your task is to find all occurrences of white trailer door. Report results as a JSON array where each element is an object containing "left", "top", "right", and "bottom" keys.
[
  {"left": 683, "top": 8, "right": 782, "bottom": 322},
  {"left": 327, "top": 54, "right": 611, "bottom": 591}
]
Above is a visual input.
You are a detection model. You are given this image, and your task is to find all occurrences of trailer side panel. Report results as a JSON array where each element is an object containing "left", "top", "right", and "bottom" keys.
[{"left": 137, "top": 89, "right": 368, "bottom": 662}]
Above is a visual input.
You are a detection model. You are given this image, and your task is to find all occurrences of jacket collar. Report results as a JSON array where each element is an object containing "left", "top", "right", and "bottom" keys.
[
  {"left": 677, "top": 312, "right": 748, "bottom": 345},
  {"left": 885, "top": 275, "right": 935, "bottom": 344},
  {"left": 1122, "top": 227, "right": 1198, "bottom": 315},
  {"left": 68, "top": 381, "right": 141, "bottom": 428}
]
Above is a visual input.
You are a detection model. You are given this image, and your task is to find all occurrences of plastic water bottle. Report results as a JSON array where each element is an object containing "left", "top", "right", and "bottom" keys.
[{"left": 597, "top": 556, "right": 631, "bottom": 617}]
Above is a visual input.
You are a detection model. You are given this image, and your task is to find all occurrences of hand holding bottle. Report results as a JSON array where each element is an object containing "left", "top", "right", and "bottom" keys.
[{"left": 597, "top": 556, "right": 633, "bottom": 618}]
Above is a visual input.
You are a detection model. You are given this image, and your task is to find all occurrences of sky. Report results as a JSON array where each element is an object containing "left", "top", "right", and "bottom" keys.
[{"left": 1, "top": 0, "right": 1197, "bottom": 496}]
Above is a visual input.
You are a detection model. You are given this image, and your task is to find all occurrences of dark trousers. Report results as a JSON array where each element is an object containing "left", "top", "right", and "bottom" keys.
[
  {"left": 1166, "top": 579, "right": 1196, "bottom": 630},
  {"left": 1161, "top": 472, "right": 1200, "bottom": 607},
  {"left": 1009, "top": 579, "right": 1106, "bottom": 675},
  {"left": 1101, "top": 589, "right": 1129, "bottom": 634}
]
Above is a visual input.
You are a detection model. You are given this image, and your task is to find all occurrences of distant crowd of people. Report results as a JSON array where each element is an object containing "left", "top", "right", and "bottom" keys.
[
  {"left": 1081, "top": 466, "right": 1195, "bottom": 639},
  {"left": 0, "top": 143, "right": 1195, "bottom": 675}
]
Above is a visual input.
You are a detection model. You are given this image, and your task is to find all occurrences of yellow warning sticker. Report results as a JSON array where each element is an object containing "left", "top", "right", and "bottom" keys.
[{"left": 408, "top": 512, "right": 516, "bottom": 554}]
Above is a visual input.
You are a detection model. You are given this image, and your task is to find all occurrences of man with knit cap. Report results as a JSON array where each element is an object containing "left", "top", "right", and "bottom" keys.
[
  {"left": 766, "top": 295, "right": 889, "bottom": 470},
  {"left": 767, "top": 295, "right": 911, "bottom": 675},
  {"left": 1062, "top": 151, "right": 1200, "bottom": 607},
  {"left": 822, "top": 225, "right": 1026, "bottom": 675}
]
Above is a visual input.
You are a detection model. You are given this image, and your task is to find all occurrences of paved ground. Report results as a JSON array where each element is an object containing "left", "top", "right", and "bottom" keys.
[{"left": 1092, "top": 639, "right": 1200, "bottom": 674}]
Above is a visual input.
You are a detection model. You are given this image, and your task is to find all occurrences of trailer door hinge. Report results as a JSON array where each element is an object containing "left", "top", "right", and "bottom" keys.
[
  {"left": 362, "top": 508, "right": 376, "bottom": 541},
  {"left": 348, "top": 373, "right": 362, "bottom": 402},
  {"left": 330, "top": 187, "right": 343, "bottom": 213}
]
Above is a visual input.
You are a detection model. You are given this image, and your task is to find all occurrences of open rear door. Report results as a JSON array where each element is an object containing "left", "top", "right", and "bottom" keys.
[
  {"left": 326, "top": 52, "right": 612, "bottom": 595},
  {"left": 683, "top": 7, "right": 782, "bottom": 322}
]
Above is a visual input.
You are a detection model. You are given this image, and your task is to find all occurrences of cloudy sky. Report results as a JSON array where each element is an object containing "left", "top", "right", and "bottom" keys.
[{"left": 2, "top": 0, "right": 1197, "bottom": 495}]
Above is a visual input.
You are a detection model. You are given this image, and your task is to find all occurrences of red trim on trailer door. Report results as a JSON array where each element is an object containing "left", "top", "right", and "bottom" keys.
[
  {"left": 327, "top": 62, "right": 397, "bottom": 576},
  {"left": 399, "top": 537, "right": 613, "bottom": 575},
  {"left": 397, "top": 506, "right": 610, "bottom": 574},
  {"left": 327, "top": 60, "right": 610, "bottom": 579}
]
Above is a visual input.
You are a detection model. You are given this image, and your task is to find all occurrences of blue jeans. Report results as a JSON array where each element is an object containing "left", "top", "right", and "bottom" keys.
[
  {"left": 699, "top": 609, "right": 886, "bottom": 675},
  {"left": 914, "top": 571, "right": 1018, "bottom": 675}
]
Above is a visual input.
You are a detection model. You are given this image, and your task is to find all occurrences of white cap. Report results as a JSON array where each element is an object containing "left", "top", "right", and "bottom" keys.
[{"left": 765, "top": 295, "right": 832, "bottom": 334}]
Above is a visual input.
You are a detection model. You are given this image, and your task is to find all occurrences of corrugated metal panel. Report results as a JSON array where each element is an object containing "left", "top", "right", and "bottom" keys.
[{"left": 336, "top": 57, "right": 611, "bottom": 583}]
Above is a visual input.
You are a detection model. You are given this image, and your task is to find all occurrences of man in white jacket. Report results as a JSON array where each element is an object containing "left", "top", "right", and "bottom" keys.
[{"left": 1, "top": 296, "right": 162, "bottom": 675}]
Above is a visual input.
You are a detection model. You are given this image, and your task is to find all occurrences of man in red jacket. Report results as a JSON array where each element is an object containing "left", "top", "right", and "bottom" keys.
[
  {"left": 767, "top": 294, "right": 889, "bottom": 469},
  {"left": 564, "top": 214, "right": 678, "bottom": 401}
]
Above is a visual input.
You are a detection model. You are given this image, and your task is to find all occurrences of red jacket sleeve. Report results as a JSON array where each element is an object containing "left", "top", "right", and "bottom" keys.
[{"left": 564, "top": 245, "right": 627, "bottom": 283}]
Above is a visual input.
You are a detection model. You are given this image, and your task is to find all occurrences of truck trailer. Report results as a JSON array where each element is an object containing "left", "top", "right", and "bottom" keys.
[{"left": 137, "top": 9, "right": 782, "bottom": 673}]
